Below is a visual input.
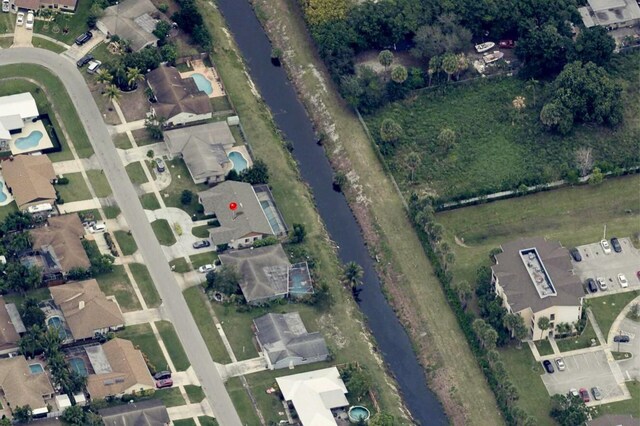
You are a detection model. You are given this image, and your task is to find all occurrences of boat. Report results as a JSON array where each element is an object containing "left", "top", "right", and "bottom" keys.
[
  {"left": 483, "top": 51, "right": 504, "bottom": 64},
  {"left": 475, "top": 42, "right": 495, "bottom": 53}
]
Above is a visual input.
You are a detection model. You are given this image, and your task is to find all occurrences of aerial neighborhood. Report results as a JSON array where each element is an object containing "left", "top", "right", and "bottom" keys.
[{"left": 0, "top": 0, "right": 637, "bottom": 424}]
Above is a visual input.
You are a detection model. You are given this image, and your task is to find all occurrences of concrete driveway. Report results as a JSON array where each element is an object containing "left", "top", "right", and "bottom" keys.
[
  {"left": 614, "top": 317, "right": 639, "bottom": 382},
  {"left": 573, "top": 238, "right": 640, "bottom": 295},
  {"left": 62, "top": 31, "right": 105, "bottom": 61},
  {"left": 541, "top": 351, "right": 625, "bottom": 403},
  {"left": 12, "top": 20, "right": 32, "bottom": 47}
]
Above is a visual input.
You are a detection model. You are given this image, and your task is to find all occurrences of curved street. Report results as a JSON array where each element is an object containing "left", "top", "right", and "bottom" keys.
[{"left": 0, "top": 48, "right": 242, "bottom": 426}]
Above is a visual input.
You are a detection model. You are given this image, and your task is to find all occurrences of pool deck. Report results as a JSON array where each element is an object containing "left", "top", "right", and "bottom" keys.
[
  {"left": 9, "top": 120, "right": 54, "bottom": 155},
  {"left": 0, "top": 177, "right": 14, "bottom": 207},
  {"left": 180, "top": 59, "right": 226, "bottom": 99}
]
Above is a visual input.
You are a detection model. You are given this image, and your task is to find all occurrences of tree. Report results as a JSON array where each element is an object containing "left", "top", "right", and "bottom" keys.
[
  {"left": 379, "top": 118, "right": 402, "bottom": 145},
  {"left": 454, "top": 280, "right": 472, "bottom": 307},
  {"left": 540, "top": 102, "right": 573, "bottom": 135},
  {"left": 12, "top": 405, "right": 32, "bottom": 423},
  {"left": 0, "top": 418, "right": 12, "bottom": 426},
  {"left": 369, "top": 411, "right": 395, "bottom": 426},
  {"left": 550, "top": 393, "right": 588, "bottom": 426},
  {"left": 340, "top": 75, "right": 364, "bottom": 108},
  {"left": 516, "top": 24, "right": 573, "bottom": 78},
  {"left": 340, "top": 365, "right": 371, "bottom": 401},
  {"left": 411, "top": 15, "right": 471, "bottom": 61},
  {"left": 537, "top": 316, "right": 551, "bottom": 339},
  {"left": 377, "top": 50, "right": 394, "bottom": 74},
  {"left": 511, "top": 96, "right": 526, "bottom": 125},
  {"left": 436, "top": 128, "right": 456, "bottom": 153},
  {"left": 103, "top": 84, "right": 120, "bottom": 104},
  {"left": 205, "top": 265, "right": 240, "bottom": 295},
  {"left": 390, "top": 65, "right": 407, "bottom": 84},
  {"left": 160, "top": 43, "right": 178, "bottom": 65},
  {"left": 405, "top": 151, "right": 421, "bottom": 182},
  {"left": 342, "top": 261, "right": 363, "bottom": 290},
  {"left": 145, "top": 117, "right": 166, "bottom": 140},
  {"left": 1, "top": 211, "right": 32, "bottom": 234},
  {"left": 153, "top": 20, "right": 172, "bottom": 40},
  {"left": 525, "top": 78, "right": 539, "bottom": 107},
  {"left": 20, "top": 297, "right": 45, "bottom": 328},
  {"left": 180, "top": 190, "right": 193, "bottom": 205},
  {"left": 455, "top": 53, "right": 468, "bottom": 79},
  {"left": 427, "top": 55, "right": 441, "bottom": 86},
  {"left": 574, "top": 147, "right": 594, "bottom": 177},
  {"left": 473, "top": 319, "right": 498, "bottom": 350},
  {"left": 441, "top": 52, "right": 458, "bottom": 82},
  {"left": 240, "top": 159, "right": 269, "bottom": 185},
  {"left": 290, "top": 223, "right": 306, "bottom": 244},
  {"left": 95, "top": 69, "right": 113, "bottom": 87},
  {"left": 61, "top": 405, "right": 85, "bottom": 425},
  {"left": 574, "top": 26, "right": 615, "bottom": 66},
  {"left": 503, "top": 313, "right": 527, "bottom": 342},
  {"left": 588, "top": 167, "right": 604, "bottom": 185},
  {"left": 629, "top": 303, "right": 640, "bottom": 321},
  {"left": 126, "top": 67, "right": 144, "bottom": 90}
]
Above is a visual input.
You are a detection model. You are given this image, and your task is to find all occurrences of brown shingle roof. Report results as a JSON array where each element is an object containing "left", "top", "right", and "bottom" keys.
[
  {"left": 0, "top": 356, "right": 54, "bottom": 410},
  {"left": 40, "top": 0, "right": 78, "bottom": 8},
  {"left": 13, "top": 0, "right": 40, "bottom": 10},
  {"left": 0, "top": 298, "right": 20, "bottom": 352},
  {"left": 30, "top": 214, "right": 90, "bottom": 274},
  {"left": 147, "top": 66, "right": 212, "bottom": 119},
  {"left": 86, "top": 339, "right": 154, "bottom": 399},
  {"left": 2, "top": 155, "right": 56, "bottom": 210},
  {"left": 493, "top": 237, "right": 584, "bottom": 313},
  {"left": 50, "top": 279, "right": 124, "bottom": 340}
]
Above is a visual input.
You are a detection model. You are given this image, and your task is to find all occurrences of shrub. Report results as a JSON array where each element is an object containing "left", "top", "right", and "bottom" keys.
[
  {"left": 253, "top": 236, "right": 278, "bottom": 248},
  {"left": 56, "top": 177, "right": 69, "bottom": 185},
  {"left": 181, "top": 190, "right": 193, "bottom": 205}
]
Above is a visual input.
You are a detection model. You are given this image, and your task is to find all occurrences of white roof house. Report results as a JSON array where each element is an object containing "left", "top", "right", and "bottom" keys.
[
  {"left": 276, "top": 367, "right": 349, "bottom": 426},
  {"left": 578, "top": 0, "right": 640, "bottom": 28},
  {"left": 0, "top": 93, "right": 39, "bottom": 141}
]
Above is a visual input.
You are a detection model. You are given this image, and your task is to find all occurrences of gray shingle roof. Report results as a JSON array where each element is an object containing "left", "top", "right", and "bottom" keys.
[
  {"left": 99, "top": 398, "right": 169, "bottom": 426},
  {"left": 254, "top": 312, "right": 328, "bottom": 365},
  {"left": 198, "top": 181, "right": 274, "bottom": 246},
  {"left": 493, "top": 237, "right": 584, "bottom": 313}
]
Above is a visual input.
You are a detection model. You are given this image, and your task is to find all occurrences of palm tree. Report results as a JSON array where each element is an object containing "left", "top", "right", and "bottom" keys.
[
  {"left": 95, "top": 68, "right": 113, "bottom": 88},
  {"left": 455, "top": 53, "right": 468, "bottom": 79},
  {"left": 441, "top": 53, "right": 458, "bottom": 82},
  {"left": 126, "top": 67, "right": 144, "bottom": 90},
  {"left": 428, "top": 55, "right": 440, "bottom": 86},
  {"left": 342, "top": 261, "right": 364, "bottom": 291},
  {"left": 537, "top": 316, "right": 551, "bottom": 339},
  {"left": 525, "top": 78, "right": 539, "bottom": 106},
  {"left": 103, "top": 84, "right": 121, "bottom": 105}
]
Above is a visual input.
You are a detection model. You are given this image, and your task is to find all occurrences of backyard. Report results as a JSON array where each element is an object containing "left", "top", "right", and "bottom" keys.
[{"left": 364, "top": 53, "right": 640, "bottom": 203}]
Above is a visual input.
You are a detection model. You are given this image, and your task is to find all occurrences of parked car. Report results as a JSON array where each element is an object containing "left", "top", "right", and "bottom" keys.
[
  {"left": 569, "top": 388, "right": 579, "bottom": 398},
  {"left": 87, "top": 60, "right": 102, "bottom": 74},
  {"left": 596, "top": 277, "right": 608, "bottom": 291},
  {"left": 75, "top": 31, "right": 93, "bottom": 45},
  {"left": 618, "top": 273, "right": 629, "bottom": 288},
  {"left": 600, "top": 239, "right": 612, "bottom": 254},
  {"left": 611, "top": 237, "right": 622, "bottom": 253},
  {"left": 499, "top": 39, "right": 516, "bottom": 48},
  {"left": 570, "top": 248, "right": 582, "bottom": 262},
  {"left": 192, "top": 240, "right": 211, "bottom": 249},
  {"left": 198, "top": 264, "right": 215, "bottom": 273},
  {"left": 579, "top": 388, "right": 590, "bottom": 403},
  {"left": 543, "top": 360, "right": 554, "bottom": 374},
  {"left": 2, "top": 0, "right": 10, "bottom": 13},
  {"left": 16, "top": 11, "right": 24, "bottom": 26},
  {"left": 89, "top": 223, "right": 106, "bottom": 233},
  {"left": 591, "top": 387, "right": 603, "bottom": 401},
  {"left": 76, "top": 54, "right": 94, "bottom": 68},
  {"left": 25, "top": 11, "right": 33, "bottom": 30},
  {"left": 613, "top": 335, "right": 630, "bottom": 343},
  {"left": 586, "top": 278, "right": 598, "bottom": 293},
  {"left": 637, "top": 270, "right": 640, "bottom": 282},
  {"left": 156, "top": 378, "right": 173, "bottom": 389},
  {"left": 153, "top": 371, "right": 171, "bottom": 380},
  {"left": 155, "top": 158, "right": 166, "bottom": 172},
  {"left": 555, "top": 358, "right": 566, "bottom": 371}
]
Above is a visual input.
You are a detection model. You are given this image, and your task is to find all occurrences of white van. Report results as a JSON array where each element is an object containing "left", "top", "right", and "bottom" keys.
[{"left": 89, "top": 222, "right": 106, "bottom": 233}]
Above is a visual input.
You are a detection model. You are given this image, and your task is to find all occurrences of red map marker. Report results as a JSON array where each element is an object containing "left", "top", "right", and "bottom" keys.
[{"left": 229, "top": 202, "right": 238, "bottom": 211}]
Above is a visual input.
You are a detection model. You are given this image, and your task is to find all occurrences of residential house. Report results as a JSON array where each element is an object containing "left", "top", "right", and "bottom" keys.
[
  {"left": 13, "top": 0, "right": 77, "bottom": 12},
  {"left": 276, "top": 367, "right": 349, "bottom": 426},
  {"left": 29, "top": 214, "right": 90, "bottom": 276},
  {"left": 587, "top": 414, "right": 639, "bottom": 426},
  {"left": 2, "top": 154, "right": 56, "bottom": 211},
  {"left": 254, "top": 312, "right": 329, "bottom": 370},
  {"left": 0, "top": 356, "right": 55, "bottom": 418},
  {"left": 146, "top": 66, "right": 212, "bottom": 127},
  {"left": 0, "top": 93, "right": 38, "bottom": 147},
  {"left": 50, "top": 279, "right": 124, "bottom": 341},
  {"left": 491, "top": 237, "right": 585, "bottom": 341},
  {"left": 164, "top": 121, "right": 235, "bottom": 184},
  {"left": 578, "top": 0, "right": 640, "bottom": 28},
  {"left": 98, "top": 399, "right": 170, "bottom": 426},
  {"left": 86, "top": 338, "right": 155, "bottom": 399},
  {"left": 97, "top": 0, "right": 158, "bottom": 51},
  {"left": 0, "top": 297, "right": 25, "bottom": 355}
]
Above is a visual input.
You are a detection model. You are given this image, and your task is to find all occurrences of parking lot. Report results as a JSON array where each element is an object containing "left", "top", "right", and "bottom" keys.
[
  {"left": 573, "top": 237, "right": 640, "bottom": 295},
  {"left": 615, "top": 317, "right": 639, "bottom": 382},
  {"left": 541, "top": 350, "right": 625, "bottom": 404}
]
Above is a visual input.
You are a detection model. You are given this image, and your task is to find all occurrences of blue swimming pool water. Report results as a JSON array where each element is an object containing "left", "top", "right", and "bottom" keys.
[
  {"left": 228, "top": 151, "right": 248, "bottom": 172},
  {"left": 69, "top": 357, "right": 88, "bottom": 376},
  {"left": 348, "top": 406, "right": 370, "bottom": 421},
  {"left": 29, "top": 363, "right": 44, "bottom": 374},
  {"left": 15, "top": 130, "right": 43, "bottom": 150},
  {"left": 47, "top": 316, "right": 67, "bottom": 340},
  {"left": 0, "top": 182, "right": 7, "bottom": 203},
  {"left": 191, "top": 73, "right": 213, "bottom": 95}
]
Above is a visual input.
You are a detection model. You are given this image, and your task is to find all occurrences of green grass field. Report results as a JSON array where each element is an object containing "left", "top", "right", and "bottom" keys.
[
  {"left": 364, "top": 54, "right": 640, "bottom": 202},
  {"left": 155, "top": 320, "right": 190, "bottom": 371},
  {"left": 184, "top": 385, "right": 205, "bottom": 403},
  {"left": 114, "top": 231, "right": 137, "bottom": 256},
  {"left": 173, "top": 419, "right": 196, "bottom": 426},
  {"left": 86, "top": 170, "right": 112, "bottom": 198},
  {"left": 225, "top": 378, "right": 263, "bottom": 426},
  {"left": 192, "top": 225, "right": 210, "bottom": 238},
  {"left": 183, "top": 287, "right": 231, "bottom": 364},
  {"left": 590, "top": 291, "right": 640, "bottom": 339},
  {"left": 96, "top": 265, "right": 141, "bottom": 312},
  {"left": 140, "top": 193, "right": 161, "bottom": 210},
  {"left": 534, "top": 339, "right": 554, "bottom": 356},
  {"left": 555, "top": 321, "right": 598, "bottom": 352},
  {"left": 55, "top": 173, "right": 91, "bottom": 202},
  {"left": 113, "top": 133, "right": 133, "bottom": 150},
  {"left": 103, "top": 205, "right": 121, "bottom": 219},
  {"left": 31, "top": 36, "right": 66, "bottom": 53},
  {"left": 117, "top": 323, "right": 169, "bottom": 374},
  {"left": 130, "top": 263, "right": 161, "bottom": 308},
  {"left": 34, "top": 1, "right": 92, "bottom": 45},
  {"left": 151, "top": 219, "right": 177, "bottom": 246},
  {"left": 159, "top": 159, "right": 207, "bottom": 217},
  {"left": 198, "top": 417, "right": 218, "bottom": 426},
  {"left": 153, "top": 387, "right": 185, "bottom": 407},
  {"left": 126, "top": 162, "right": 149, "bottom": 185},
  {"left": 189, "top": 252, "right": 218, "bottom": 269},
  {"left": 170, "top": 257, "right": 191, "bottom": 273}
]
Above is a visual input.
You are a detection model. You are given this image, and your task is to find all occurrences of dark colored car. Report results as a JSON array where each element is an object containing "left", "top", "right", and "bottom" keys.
[
  {"left": 570, "top": 248, "right": 582, "bottom": 262},
  {"left": 192, "top": 240, "right": 211, "bottom": 249},
  {"left": 543, "top": 360, "right": 554, "bottom": 374},
  {"left": 610, "top": 237, "right": 622, "bottom": 253},
  {"left": 613, "top": 335, "right": 630, "bottom": 343},
  {"left": 586, "top": 278, "right": 598, "bottom": 293},
  {"left": 156, "top": 378, "right": 173, "bottom": 389},
  {"left": 499, "top": 39, "right": 516, "bottom": 48},
  {"left": 579, "top": 388, "right": 590, "bottom": 403},
  {"left": 591, "top": 387, "right": 602, "bottom": 401},
  {"left": 155, "top": 158, "right": 166, "bottom": 173},
  {"left": 154, "top": 371, "right": 171, "bottom": 380},
  {"left": 76, "top": 54, "right": 94, "bottom": 68},
  {"left": 75, "top": 31, "right": 93, "bottom": 46}
]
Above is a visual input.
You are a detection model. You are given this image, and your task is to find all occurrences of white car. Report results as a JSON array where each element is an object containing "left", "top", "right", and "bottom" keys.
[
  {"left": 198, "top": 264, "right": 215, "bottom": 273},
  {"left": 89, "top": 223, "right": 106, "bottom": 233},
  {"left": 2, "top": 0, "right": 10, "bottom": 13},
  {"left": 16, "top": 11, "right": 24, "bottom": 26},
  {"left": 601, "top": 239, "right": 612, "bottom": 254},
  {"left": 596, "top": 277, "right": 608, "bottom": 291},
  {"left": 555, "top": 358, "right": 566, "bottom": 371},
  {"left": 25, "top": 10, "right": 33, "bottom": 29},
  {"left": 618, "top": 273, "right": 628, "bottom": 288}
]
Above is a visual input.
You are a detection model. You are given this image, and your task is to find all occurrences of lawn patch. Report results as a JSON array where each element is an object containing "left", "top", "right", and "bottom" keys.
[
  {"left": 183, "top": 287, "right": 231, "bottom": 363},
  {"left": 151, "top": 219, "right": 176, "bottom": 246},
  {"left": 103, "top": 205, "right": 121, "bottom": 219},
  {"left": 153, "top": 387, "right": 185, "bottom": 408},
  {"left": 225, "top": 378, "right": 262, "bottom": 426},
  {"left": 173, "top": 420, "right": 196, "bottom": 426},
  {"left": 534, "top": 339, "right": 554, "bottom": 356},
  {"left": 113, "top": 133, "right": 133, "bottom": 150},
  {"left": 0, "top": 203, "right": 18, "bottom": 223},
  {"left": 159, "top": 158, "right": 207, "bottom": 217},
  {"left": 170, "top": 257, "right": 191, "bottom": 273},
  {"left": 555, "top": 320, "right": 598, "bottom": 352},
  {"left": 96, "top": 265, "right": 141, "bottom": 312},
  {"left": 189, "top": 252, "right": 219, "bottom": 269},
  {"left": 590, "top": 291, "right": 640, "bottom": 339},
  {"left": 155, "top": 320, "right": 190, "bottom": 371},
  {"left": 192, "top": 225, "right": 210, "bottom": 238},
  {"left": 86, "top": 170, "right": 113, "bottom": 198},
  {"left": 126, "top": 162, "right": 149, "bottom": 185},
  {"left": 130, "top": 263, "right": 161, "bottom": 308},
  {"left": 184, "top": 385, "right": 205, "bottom": 403},
  {"left": 117, "top": 323, "right": 169, "bottom": 373},
  {"left": 140, "top": 193, "right": 160, "bottom": 210},
  {"left": 55, "top": 173, "right": 91, "bottom": 202},
  {"left": 198, "top": 417, "right": 219, "bottom": 426},
  {"left": 31, "top": 36, "right": 66, "bottom": 54},
  {"left": 34, "top": 0, "right": 92, "bottom": 45},
  {"left": 114, "top": 231, "right": 137, "bottom": 256},
  {"left": 4, "top": 287, "right": 51, "bottom": 306}
]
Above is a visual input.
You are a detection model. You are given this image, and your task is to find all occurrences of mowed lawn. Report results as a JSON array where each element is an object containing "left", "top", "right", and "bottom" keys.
[
  {"left": 117, "top": 323, "right": 169, "bottom": 374},
  {"left": 590, "top": 290, "right": 640, "bottom": 339},
  {"left": 155, "top": 320, "right": 190, "bottom": 371},
  {"left": 151, "top": 219, "right": 177, "bottom": 246}
]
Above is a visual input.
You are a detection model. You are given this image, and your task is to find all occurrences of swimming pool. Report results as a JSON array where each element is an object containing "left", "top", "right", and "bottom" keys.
[
  {"left": 0, "top": 181, "right": 7, "bottom": 203},
  {"left": 191, "top": 73, "right": 213, "bottom": 95},
  {"left": 69, "top": 358, "right": 88, "bottom": 376},
  {"left": 15, "top": 130, "right": 44, "bottom": 150},
  {"left": 47, "top": 316, "right": 67, "bottom": 340},
  {"left": 29, "top": 363, "right": 44, "bottom": 374},
  {"left": 348, "top": 406, "right": 370, "bottom": 423},
  {"left": 228, "top": 151, "right": 248, "bottom": 172}
]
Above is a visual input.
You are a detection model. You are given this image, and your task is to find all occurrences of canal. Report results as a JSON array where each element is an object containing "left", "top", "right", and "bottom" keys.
[{"left": 214, "top": 1, "right": 447, "bottom": 424}]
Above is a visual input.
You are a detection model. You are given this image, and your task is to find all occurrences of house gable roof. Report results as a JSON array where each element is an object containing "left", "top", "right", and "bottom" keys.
[
  {"left": 30, "top": 214, "right": 90, "bottom": 273},
  {"left": 0, "top": 356, "right": 53, "bottom": 410},
  {"left": 98, "top": 399, "right": 170, "bottom": 426},
  {"left": 2, "top": 155, "right": 56, "bottom": 210},
  {"left": 0, "top": 298, "right": 21, "bottom": 352},
  {"left": 147, "top": 66, "right": 211, "bottom": 119}
]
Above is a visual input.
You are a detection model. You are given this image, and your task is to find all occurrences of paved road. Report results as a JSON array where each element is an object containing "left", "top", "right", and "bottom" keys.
[{"left": 0, "top": 48, "right": 242, "bottom": 426}]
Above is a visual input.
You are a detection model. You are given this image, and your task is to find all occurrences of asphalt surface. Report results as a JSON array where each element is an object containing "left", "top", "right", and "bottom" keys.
[{"left": 0, "top": 48, "right": 242, "bottom": 426}]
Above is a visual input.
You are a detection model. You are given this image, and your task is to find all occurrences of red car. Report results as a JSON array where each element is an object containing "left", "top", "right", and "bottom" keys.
[
  {"left": 156, "top": 378, "right": 173, "bottom": 389},
  {"left": 579, "top": 388, "right": 590, "bottom": 403},
  {"left": 636, "top": 270, "right": 640, "bottom": 281},
  {"left": 499, "top": 40, "right": 516, "bottom": 48}
]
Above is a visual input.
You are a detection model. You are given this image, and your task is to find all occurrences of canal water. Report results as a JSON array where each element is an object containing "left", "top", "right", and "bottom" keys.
[{"left": 214, "top": 1, "right": 447, "bottom": 424}]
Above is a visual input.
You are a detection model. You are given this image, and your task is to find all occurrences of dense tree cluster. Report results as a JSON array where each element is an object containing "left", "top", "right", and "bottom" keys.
[{"left": 172, "top": 0, "right": 212, "bottom": 48}]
